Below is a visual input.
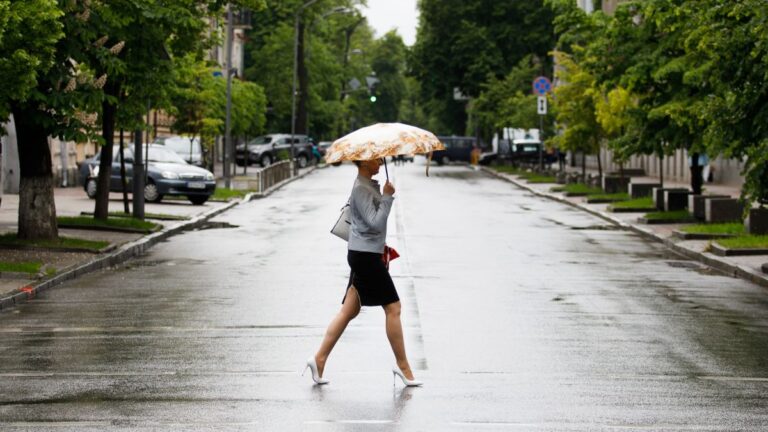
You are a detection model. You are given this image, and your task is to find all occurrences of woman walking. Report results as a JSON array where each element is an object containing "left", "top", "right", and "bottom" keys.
[{"left": 304, "top": 158, "right": 422, "bottom": 387}]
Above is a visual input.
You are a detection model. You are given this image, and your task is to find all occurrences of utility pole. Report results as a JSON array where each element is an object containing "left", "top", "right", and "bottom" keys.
[
  {"left": 132, "top": 126, "right": 145, "bottom": 220},
  {"left": 291, "top": 0, "right": 320, "bottom": 176},
  {"left": 224, "top": 3, "right": 234, "bottom": 188}
]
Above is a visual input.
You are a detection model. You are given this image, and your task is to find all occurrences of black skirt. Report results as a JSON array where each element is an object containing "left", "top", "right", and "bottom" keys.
[{"left": 343, "top": 250, "right": 400, "bottom": 307}]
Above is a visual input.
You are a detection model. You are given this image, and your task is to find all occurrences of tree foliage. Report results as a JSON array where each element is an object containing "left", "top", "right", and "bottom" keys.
[
  {"left": 411, "top": 0, "right": 556, "bottom": 134},
  {"left": 544, "top": 0, "right": 768, "bottom": 204}
]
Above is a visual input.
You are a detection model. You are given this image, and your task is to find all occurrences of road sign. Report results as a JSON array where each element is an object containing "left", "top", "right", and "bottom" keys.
[
  {"left": 537, "top": 96, "right": 547, "bottom": 115},
  {"left": 532, "top": 76, "right": 552, "bottom": 96}
]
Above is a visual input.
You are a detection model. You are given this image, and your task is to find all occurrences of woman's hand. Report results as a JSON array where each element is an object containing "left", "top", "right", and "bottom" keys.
[{"left": 383, "top": 181, "right": 395, "bottom": 196}]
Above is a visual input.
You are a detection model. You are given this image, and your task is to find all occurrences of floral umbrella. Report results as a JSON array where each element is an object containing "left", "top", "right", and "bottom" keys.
[{"left": 325, "top": 123, "right": 445, "bottom": 177}]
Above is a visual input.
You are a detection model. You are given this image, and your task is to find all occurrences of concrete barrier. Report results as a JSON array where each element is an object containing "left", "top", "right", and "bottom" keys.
[
  {"left": 689, "top": 195, "right": 730, "bottom": 220},
  {"left": 602, "top": 175, "right": 630, "bottom": 194},
  {"left": 653, "top": 187, "right": 688, "bottom": 211},
  {"left": 664, "top": 190, "right": 691, "bottom": 211},
  {"left": 629, "top": 183, "right": 661, "bottom": 199},
  {"left": 705, "top": 198, "right": 743, "bottom": 223}
]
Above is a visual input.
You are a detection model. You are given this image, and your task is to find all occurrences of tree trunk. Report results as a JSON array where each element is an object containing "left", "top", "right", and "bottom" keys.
[
  {"left": 581, "top": 152, "right": 586, "bottom": 179},
  {"left": 95, "top": 83, "right": 120, "bottom": 220},
  {"left": 95, "top": 100, "right": 116, "bottom": 219},
  {"left": 690, "top": 152, "right": 703, "bottom": 195},
  {"left": 296, "top": 20, "right": 308, "bottom": 135},
  {"left": 11, "top": 105, "right": 58, "bottom": 240},
  {"left": 659, "top": 154, "right": 664, "bottom": 188},
  {"left": 596, "top": 146, "right": 603, "bottom": 179},
  {"left": 119, "top": 129, "right": 130, "bottom": 214}
]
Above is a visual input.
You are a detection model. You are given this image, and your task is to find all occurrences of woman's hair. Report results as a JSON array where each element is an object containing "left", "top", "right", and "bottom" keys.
[{"left": 353, "top": 161, "right": 361, "bottom": 167}]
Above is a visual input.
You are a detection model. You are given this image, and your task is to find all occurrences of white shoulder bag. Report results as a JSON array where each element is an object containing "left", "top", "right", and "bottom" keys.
[{"left": 330, "top": 201, "right": 351, "bottom": 241}]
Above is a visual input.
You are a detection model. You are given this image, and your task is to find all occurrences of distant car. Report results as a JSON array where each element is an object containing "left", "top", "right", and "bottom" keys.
[
  {"left": 317, "top": 141, "right": 333, "bottom": 157},
  {"left": 79, "top": 145, "right": 216, "bottom": 205},
  {"left": 235, "top": 134, "right": 314, "bottom": 168},
  {"left": 504, "top": 140, "right": 557, "bottom": 166},
  {"left": 434, "top": 136, "right": 493, "bottom": 165},
  {"left": 154, "top": 135, "right": 204, "bottom": 167}
]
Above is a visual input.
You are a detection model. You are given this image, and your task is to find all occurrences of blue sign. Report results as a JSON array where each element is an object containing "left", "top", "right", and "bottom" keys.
[{"left": 532, "top": 76, "right": 552, "bottom": 96}]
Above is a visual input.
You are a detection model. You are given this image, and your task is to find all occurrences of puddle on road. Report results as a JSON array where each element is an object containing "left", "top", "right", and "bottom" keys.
[
  {"left": 430, "top": 171, "right": 476, "bottom": 180},
  {"left": 665, "top": 260, "right": 702, "bottom": 270},
  {"left": 193, "top": 221, "right": 239, "bottom": 231},
  {"left": 570, "top": 225, "right": 620, "bottom": 231},
  {"left": 124, "top": 258, "right": 209, "bottom": 269}
]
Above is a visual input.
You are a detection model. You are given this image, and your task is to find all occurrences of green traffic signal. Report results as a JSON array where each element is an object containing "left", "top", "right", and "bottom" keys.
[{"left": 370, "top": 95, "right": 377, "bottom": 103}]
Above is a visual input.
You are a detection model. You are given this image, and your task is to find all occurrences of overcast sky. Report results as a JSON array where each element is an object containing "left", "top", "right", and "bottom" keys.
[{"left": 362, "top": 0, "right": 419, "bottom": 46}]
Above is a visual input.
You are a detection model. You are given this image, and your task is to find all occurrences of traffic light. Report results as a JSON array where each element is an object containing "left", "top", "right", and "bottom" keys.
[{"left": 370, "top": 95, "right": 377, "bottom": 103}]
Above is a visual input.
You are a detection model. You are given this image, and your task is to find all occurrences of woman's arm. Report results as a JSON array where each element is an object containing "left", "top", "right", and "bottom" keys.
[{"left": 352, "top": 185, "right": 394, "bottom": 231}]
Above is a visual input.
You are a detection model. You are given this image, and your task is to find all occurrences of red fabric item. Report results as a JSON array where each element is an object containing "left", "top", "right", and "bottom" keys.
[{"left": 382, "top": 246, "right": 400, "bottom": 269}]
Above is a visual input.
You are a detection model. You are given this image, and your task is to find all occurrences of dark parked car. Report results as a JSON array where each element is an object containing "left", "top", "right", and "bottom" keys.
[
  {"left": 434, "top": 136, "right": 493, "bottom": 165},
  {"left": 235, "top": 134, "right": 314, "bottom": 168},
  {"left": 500, "top": 140, "right": 558, "bottom": 166},
  {"left": 79, "top": 145, "right": 216, "bottom": 205}
]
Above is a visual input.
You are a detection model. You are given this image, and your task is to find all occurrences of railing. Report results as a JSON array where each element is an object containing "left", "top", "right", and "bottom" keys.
[{"left": 258, "top": 160, "right": 293, "bottom": 193}]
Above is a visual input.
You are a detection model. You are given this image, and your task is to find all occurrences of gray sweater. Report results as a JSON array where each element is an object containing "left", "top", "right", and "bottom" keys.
[{"left": 348, "top": 175, "right": 394, "bottom": 253}]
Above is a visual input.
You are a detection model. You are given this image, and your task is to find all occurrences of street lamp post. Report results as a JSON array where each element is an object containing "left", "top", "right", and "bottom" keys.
[
  {"left": 224, "top": 4, "right": 235, "bottom": 188},
  {"left": 291, "top": 0, "right": 320, "bottom": 176}
]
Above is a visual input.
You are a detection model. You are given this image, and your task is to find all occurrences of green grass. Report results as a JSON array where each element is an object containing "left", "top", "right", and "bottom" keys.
[
  {"left": 524, "top": 175, "right": 557, "bottom": 184},
  {"left": 211, "top": 188, "right": 254, "bottom": 200},
  {"left": 681, "top": 222, "right": 746, "bottom": 236},
  {"left": 0, "top": 233, "right": 109, "bottom": 252},
  {"left": 716, "top": 235, "right": 768, "bottom": 250},
  {"left": 610, "top": 197, "right": 655, "bottom": 209},
  {"left": 586, "top": 193, "right": 631, "bottom": 203},
  {"left": 644, "top": 210, "right": 693, "bottom": 221},
  {"left": 0, "top": 261, "right": 42, "bottom": 274},
  {"left": 58, "top": 216, "right": 159, "bottom": 232},
  {"left": 554, "top": 183, "right": 603, "bottom": 196},
  {"left": 80, "top": 211, "right": 189, "bottom": 221}
]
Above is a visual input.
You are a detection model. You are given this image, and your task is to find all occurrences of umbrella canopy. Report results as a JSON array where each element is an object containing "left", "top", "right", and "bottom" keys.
[{"left": 324, "top": 123, "right": 444, "bottom": 164}]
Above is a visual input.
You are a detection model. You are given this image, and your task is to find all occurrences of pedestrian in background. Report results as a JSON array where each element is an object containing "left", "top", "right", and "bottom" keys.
[{"left": 304, "top": 158, "right": 422, "bottom": 387}]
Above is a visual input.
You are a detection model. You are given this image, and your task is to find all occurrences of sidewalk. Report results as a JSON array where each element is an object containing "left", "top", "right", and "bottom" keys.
[
  {"left": 481, "top": 166, "right": 768, "bottom": 289},
  {"left": 0, "top": 164, "right": 320, "bottom": 311}
]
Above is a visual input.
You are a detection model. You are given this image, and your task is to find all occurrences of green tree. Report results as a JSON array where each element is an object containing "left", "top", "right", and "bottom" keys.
[
  {"left": 683, "top": 0, "right": 768, "bottom": 206},
  {"left": 470, "top": 56, "right": 555, "bottom": 146},
  {"left": 550, "top": 50, "right": 602, "bottom": 178},
  {"left": 244, "top": 0, "right": 364, "bottom": 139},
  {"left": 368, "top": 31, "right": 407, "bottom": 123},
  {"left": 5, "top": 1, "right": 105, "bottom": 240},
  {"left": 411, "top": 0, "right": 556, "bottom": 134},
  {"left": 86, "top": 0, "right": 240, "bottom": 220}
]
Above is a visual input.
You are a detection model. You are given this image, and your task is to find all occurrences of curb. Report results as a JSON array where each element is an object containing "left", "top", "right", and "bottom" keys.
[
  {"left": 0, "top": 166, "right": 319, "bottom": 313},
  {"left": 479, "top": 166, "right": 768, "bottom": 289}
]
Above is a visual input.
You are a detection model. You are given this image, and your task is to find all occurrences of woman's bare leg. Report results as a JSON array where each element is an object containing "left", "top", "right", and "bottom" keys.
[
  {"left": 383, "top": 301, "right": 415, "bottom": 380},
  {"left": 314, "top": 286, "right": 361, "bottom": 377}
]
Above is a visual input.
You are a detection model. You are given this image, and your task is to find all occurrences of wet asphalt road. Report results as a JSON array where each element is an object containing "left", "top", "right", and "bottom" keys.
[{"left": 1, "top": 162, "right": 767, "bottom": 431}]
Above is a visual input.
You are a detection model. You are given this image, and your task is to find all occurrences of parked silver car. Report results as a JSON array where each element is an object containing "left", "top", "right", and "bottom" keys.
[
  {"left": 154, "top": 135, "right": 204, "bottom": 167},
  {"left": 79, "top": 145, "right": 216, "bottom": 205}
]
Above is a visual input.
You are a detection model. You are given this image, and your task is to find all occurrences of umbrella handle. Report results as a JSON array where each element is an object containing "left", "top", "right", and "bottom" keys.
[{"left": 384, "top": 157, "right": 389, "bottom": 181}]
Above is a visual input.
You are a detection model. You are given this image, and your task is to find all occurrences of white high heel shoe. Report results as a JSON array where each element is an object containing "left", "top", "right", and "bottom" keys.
[
  {"left": 302, "top": 357, "right": 329, "bottom": 385},
  {"left": 392, "top": 366, "right": 423, "bottom": 387}
]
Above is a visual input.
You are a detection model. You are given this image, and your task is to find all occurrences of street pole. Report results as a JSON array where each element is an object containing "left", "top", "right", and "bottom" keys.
[
  {"left": 132, "top": 126, "right": 145, "bottom": 220},
  {"left": 291, "top": 0, "right": 320, "bottom": 177},
  {"left": 539, "top": 114, "right": 544, "bottom": 171},
  {"left": 224, "top": 3, "right": 234, "bottom": 189}
]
